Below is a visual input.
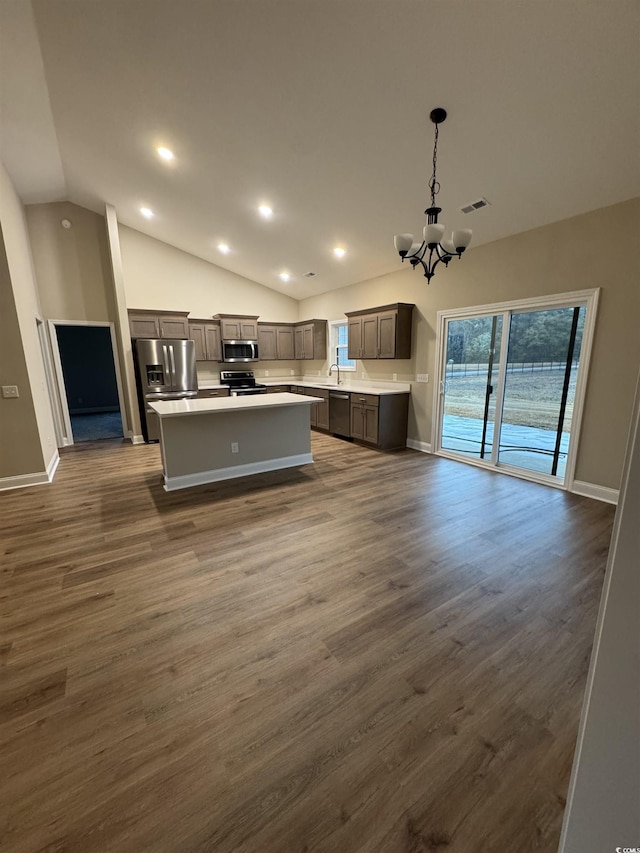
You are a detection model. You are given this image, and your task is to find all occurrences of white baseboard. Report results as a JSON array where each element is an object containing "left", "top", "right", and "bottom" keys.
[
  {"left": 406, "top": 438, "right": 432, "bottom": 453},
  {"left": 163, "top": 453, "right": 314, "bottom": 491},
  {"left": 571, "top": 480, "right": 619, "bottom": 505},
  {"left": 47, "top": 450, "right": 60, "bottom": 481},
  {"left": 0, "top": 450, "right": 60, "bottom": 492},
  {"left": 129, "top": 434, "right": 146, "bottom": 445}
]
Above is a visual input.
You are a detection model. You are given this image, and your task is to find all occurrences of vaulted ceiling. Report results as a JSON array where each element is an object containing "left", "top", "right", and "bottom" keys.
[{"left": 1, "top": 1, "right": 639, "bottom": 298}]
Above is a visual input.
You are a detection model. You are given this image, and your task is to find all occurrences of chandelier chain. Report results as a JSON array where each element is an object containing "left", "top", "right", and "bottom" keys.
[
  {"left": 394, "top": 106, "right": 472, "bottom": 282},
  {"left": 429, "top": 122, "right": 440, "bottom": 207}
]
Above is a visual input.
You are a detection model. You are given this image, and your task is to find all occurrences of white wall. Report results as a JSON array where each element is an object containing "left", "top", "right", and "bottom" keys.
[{"left": 119, "top": 225, "right": 299, "bottom": 322}]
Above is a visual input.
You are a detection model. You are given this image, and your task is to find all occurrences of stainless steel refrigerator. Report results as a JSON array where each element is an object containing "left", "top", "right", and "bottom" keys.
[{"left": 135, "top": 338, "right": 198, "bottom": 442}]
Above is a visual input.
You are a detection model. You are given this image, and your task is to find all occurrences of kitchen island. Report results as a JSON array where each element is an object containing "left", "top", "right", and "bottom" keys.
[{"left": 149, "top": 393, "right": 318, "bottom": 491}]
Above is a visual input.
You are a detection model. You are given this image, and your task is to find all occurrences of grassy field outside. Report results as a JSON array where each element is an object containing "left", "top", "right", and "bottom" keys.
[{"left": 443, "top": 365, "right": 577, "bottom": 431}]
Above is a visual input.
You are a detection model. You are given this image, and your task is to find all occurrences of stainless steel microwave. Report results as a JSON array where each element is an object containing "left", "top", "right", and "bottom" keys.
[{"left": 221, "top": 340, "right": 259, "bottom": 362}]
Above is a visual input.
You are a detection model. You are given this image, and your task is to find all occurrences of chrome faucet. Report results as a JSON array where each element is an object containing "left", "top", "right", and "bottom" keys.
[{"left": 329, "top": 363, "right": 341, "bottom": 385}]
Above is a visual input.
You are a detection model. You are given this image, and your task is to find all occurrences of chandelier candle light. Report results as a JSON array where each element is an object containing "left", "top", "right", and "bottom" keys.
[{"left": 394, "top": 108, "right": 472, "bottom": 282}]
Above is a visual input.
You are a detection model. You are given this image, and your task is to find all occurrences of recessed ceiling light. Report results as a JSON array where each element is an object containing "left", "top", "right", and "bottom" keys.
[
  {"left": 140, "top": 207, "right": 154, "bottom": 218},
  {"left": 279, "top": 272, "right": 290, "bottom": 282},
  {"left": 217, "top": 243, "right": 230, "bottom": 254},
  {"left": 258, "top": 204, "right": 273, "bottom": 219},
  {"left": 333, "top": 246, "right": 346, "bottom": 258},
  {"left": 156, "top": 146, "right": 174, "bottom": 161}
]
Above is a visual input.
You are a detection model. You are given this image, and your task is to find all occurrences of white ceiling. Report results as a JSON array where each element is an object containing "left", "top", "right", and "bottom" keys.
[{"left": 2, "top": 1, "right": 639, "bottom": 299}]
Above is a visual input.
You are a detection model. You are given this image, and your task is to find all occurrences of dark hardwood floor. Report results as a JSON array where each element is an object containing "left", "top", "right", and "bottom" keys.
[{"left": 0, "top": 434, "right": 614, "bottom": 852}]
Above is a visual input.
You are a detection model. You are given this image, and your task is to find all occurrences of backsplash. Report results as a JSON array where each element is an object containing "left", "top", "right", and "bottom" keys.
[{"left": 196, "top": 360, "right": 416, "bottom": 385}]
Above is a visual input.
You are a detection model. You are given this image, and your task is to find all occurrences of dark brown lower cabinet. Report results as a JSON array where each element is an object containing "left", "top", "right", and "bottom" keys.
[
  {"left": 350, "top": 392, "right": 409, "bottom": 449},
  {"left": 265, "top": 385, "right": 291, "bottom": 393},
  {"left": 309, "top": 389, "right": 329, "bottom": 431},
  {"left": 286, "top": 386, "right": 329, "bottom": 431},
  {"left": 197, "top": 388, "right": 229, "bottom": 398}
]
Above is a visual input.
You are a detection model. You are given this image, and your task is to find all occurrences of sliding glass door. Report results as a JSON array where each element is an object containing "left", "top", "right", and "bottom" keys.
[
  {"left": 441, "top": 314, "right": 503, "bottom": 461},
  {"left": 435, "top": 292, "right": 596, "bottom": 488},
  {"left": 497, "top": 307, "right": 585, "bottom": 478}
]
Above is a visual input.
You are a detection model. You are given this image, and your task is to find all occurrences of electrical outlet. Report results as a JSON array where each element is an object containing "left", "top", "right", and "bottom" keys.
[
  {"left": 290, "top": 369, "right": 295, "bottom": 376},
  {"left": 393, "top": 373, "right": 397, "bottom": 381},
  {"left": 416, "top": 374, "right": 429, "bottom": 383},
  {"left": 231, "top": 442, "right": 239, "bottom": 453},
  {"left": 264, "top": 370, "right": 269, "bottom": 377},
  {"left": 1, "top": 385, "right": 19, "bottom": 398}
]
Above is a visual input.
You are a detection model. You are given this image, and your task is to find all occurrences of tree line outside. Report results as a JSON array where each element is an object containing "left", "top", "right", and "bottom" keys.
[{"left": 446, "top": 308, "right": 585, "bottom": 370}]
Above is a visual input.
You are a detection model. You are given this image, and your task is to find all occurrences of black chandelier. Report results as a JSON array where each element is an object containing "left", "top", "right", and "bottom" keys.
[{"left": 394, "top": 108, "right": 472, "bottom": 283}]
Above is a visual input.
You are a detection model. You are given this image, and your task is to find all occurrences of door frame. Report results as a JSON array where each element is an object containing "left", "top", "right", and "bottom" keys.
[
  {"left": 432, "top": 288, "right": 600, "bottom": 491},
  {"left": 48, "top": 320, "right": 129, "bottom": 446},
  {"left": 36, "top": 316, "right": 67, "bottom": 448}
]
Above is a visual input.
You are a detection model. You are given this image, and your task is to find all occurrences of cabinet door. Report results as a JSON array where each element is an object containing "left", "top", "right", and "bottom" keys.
[
  {"left": 315, "top": 396, "right": 329, "bottom": 430},
  {"left": 221, "top": 319, "right": 241, "bottom": 339},
  {"left": 160, "top": 316, "right": 189, "bottom": 339},
  {"left": 129, "top": 314, "right": 159, "bottom": 338},
  {"left": 362, "top": 315, "right": 379, "bottom": 358},
  {"left": 258, "top": 326, "right": 277, "bottom": 360},
  {"left": 350, "top": 404, "right": 364, "bottom": 439},
  {"left": 276, "top": 327, "right": 294, "bottom": 360},
  {"left": 347, "top": 318, "right": 362, "bottom": 360},
  {"left": 302, "top": 325, "right": 314, "bottom": 359},
  {"left": 240, "top": 320, "right": 258, "bottom": 339},
  {"left": 362, "top": 405, "right": 379, "bottom": 444},
  {"left": 205, "top": 325, "right": 221, "bottom": 361},
  {"left": 189, "top": 324, "right": 207, "bottom": 361},
  {"left": 294, "top": 327, "right": 305, "bottom": 359},
  {"left": 377, "top": 311, "right": 397, "bottom": 359}
]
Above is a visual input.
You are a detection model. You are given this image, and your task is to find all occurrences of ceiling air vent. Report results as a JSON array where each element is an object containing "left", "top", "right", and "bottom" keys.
[
  {"left": 461, "top": 197, "right": 491, "bottom": 214},
  {"left": 303, "top": 271, "right": 316, "bottom": 278}
]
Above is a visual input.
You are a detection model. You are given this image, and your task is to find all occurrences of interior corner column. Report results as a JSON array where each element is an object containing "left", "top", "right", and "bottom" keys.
[{"left": 104, "top": 203, "right": 141, "bottom": 441}]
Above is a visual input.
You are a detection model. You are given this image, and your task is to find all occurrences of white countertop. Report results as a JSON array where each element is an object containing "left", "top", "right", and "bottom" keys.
[
  {"left": 266, "top": 379, "right": 411, "bottom": 395},
  {"left": 149, "top": 392, "right": 319, "bottom": 418},
  {"left": 197, "top": 379, "right": 411, "bottom": 395}
]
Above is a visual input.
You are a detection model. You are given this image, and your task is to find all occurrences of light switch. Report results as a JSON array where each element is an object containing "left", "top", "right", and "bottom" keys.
[{"left": 2, "top": 385, "right": 19, "bottom": 398}]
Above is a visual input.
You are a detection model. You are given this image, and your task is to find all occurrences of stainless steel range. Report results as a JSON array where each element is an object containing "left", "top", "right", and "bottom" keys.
[{"left": 220, "top": 370, "right": 268, "bottom": 396}]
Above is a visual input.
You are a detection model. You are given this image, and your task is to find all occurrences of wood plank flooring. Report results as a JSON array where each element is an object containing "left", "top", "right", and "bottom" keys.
[{"left": 0, "top": 434, "right": 614, "bottom": 852}]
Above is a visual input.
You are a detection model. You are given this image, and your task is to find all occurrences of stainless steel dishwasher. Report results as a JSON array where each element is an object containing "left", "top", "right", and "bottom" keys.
[{"left": 329, "top": 391, "right": 351, "bottom": 437}]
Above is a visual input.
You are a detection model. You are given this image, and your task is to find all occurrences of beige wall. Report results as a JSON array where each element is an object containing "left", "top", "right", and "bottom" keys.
[
  {"left": 0, "top": 231, "right": 43, "bottom": 478},
  {"left": 197, "top": 360, "right": 300, "bottom": 385},
  {"left": 15, "top": 196, "right": 639, "bottom": 491},
  {"left": 26, "top": 201, "right": 115, "bottom": 321},
  {"left": 299, "top": 199, "right": 640, "bottom": 491},
  {"left": 119, "top": 225, "right": 299, "bottom": 322},
  {"left": 0, "top": 160, "right": 56, "bottom": 479},
  {"left": 560, "top": 367, "right": 640, "bottom": 850}
]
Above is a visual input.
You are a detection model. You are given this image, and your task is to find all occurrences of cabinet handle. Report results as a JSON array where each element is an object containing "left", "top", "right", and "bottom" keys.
[{"left": 160, "top": 326, "right": 164, "bottom": 337}]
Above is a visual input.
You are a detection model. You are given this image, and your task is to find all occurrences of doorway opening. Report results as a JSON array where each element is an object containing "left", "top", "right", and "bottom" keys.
[
  {"left": 434, "top": 289, "right": 599, "bottom": 489},
  {"left": 48, "top": 321, "right": 127, "bottom": 445}
]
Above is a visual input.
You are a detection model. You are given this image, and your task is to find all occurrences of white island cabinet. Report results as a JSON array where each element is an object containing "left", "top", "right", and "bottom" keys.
[{"left": 149, "top": 393, "right": 318, "bottom": 491}]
